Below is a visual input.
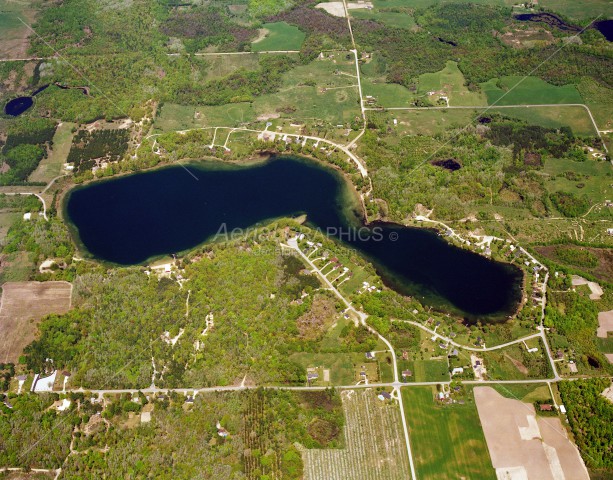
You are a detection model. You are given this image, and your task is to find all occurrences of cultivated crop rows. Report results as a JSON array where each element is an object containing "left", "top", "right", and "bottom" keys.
[{"left": 302, "top": 389, "right": 410, "bottom": 480}]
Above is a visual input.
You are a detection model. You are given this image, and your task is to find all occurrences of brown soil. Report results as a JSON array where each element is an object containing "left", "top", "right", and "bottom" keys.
[
  {"left": 504, "top": 353, "right": 529, "bottom": 375},
  {"left": 0, "top": 281, "right": 72, "bottom": 363}
]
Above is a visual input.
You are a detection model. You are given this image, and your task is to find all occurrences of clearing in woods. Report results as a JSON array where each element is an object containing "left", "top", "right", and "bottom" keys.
[
  {"left": 301, "top": 389, "right": 410, "bottom": 479},
  {"left": 402, "top": 386, "right": 495, "bottom": 480},
  {"left": 29, "top": 122, "right": 76, "bottom": 183},
  {"left": 0, "top": 281, "right": 72, "bottom": 363},
  {"left": 251, "top": 22, "right": 305, "bottom": 52}
]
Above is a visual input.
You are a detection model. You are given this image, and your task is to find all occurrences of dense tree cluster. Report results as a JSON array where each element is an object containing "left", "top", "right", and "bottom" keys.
[
  {"left": 67, "top": 129, "right": 130, "bottom": 172},
  {"left": 558, "top": 379, "right": 613, "bottom": 469}
]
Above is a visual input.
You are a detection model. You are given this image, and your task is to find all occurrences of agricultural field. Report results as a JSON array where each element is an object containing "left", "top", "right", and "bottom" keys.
[
  {"left": 0, "top": 281, "right": 72, "bottom": 363},
  {"left": 251, "top": 22, "right": 305, "bottom": 52},
  {"left": 475, "top": 386, "right": 590, "bottom": 480},
  {"left": 402, "top": 386, "right": 495, "bottom": 480},
  {"left": 372, "top": 0, "right": 515, "bottom": 7},
  {"left": 481, "top": 77, "right": 584, "bottom": 106},
  {"left": 490, "top": 383, "right": 553, "bottom": 403},
  {"left": 488, "top": 105, "right": 597, "bottom": 136},
  {"left": 538, "top": 0, "right": 613, "bottom": 20},
  {"left": 289, "top": 351, "right": 389, "bottom": 385},
  {"left": 0, "top": 0, "right": 37, "bottom": 59},
  {"left": 302, "top": 389, "right": 410, "bottom": 479},
  {"left": 577, "top": 77, "right": 613, "bottom": 130},
  {"left": 28, "top": 122, "right": 76, "bottom": 183},
  {"left": 350, "top": 8, "right": 416, "bottom": 30}
]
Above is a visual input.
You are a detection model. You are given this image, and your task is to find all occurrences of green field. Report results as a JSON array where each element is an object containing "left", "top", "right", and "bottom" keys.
[
  {"left": 388, "top": 109, "right": 476, "bottom": 136},
  {"left": 29, "top": 122, "right": 76, "bottom": 183},
  {"left": 489, "top": 105, "right": 597, "bottom": 136},
  {"left": 201, "top": 54, "right": 261, "bottom": 81},
  {"left": 289, "top": 352, "right": 378, "bottom": 385},
  {"left": 0, "top": 0, "right": 35, "bottom": 58},
  {"left": 402, "top": 387, "right": 495, "bottom": 480},
  {"left": 373, "top": 0, "right": 511, "bottom": 6},
  {"left": 253, "top": 53, "right": 361, "bottom": 125},
  {"left": 539, "top": 0, "right": 613, "bottom": 20},
  {"left": 402, "top": 359, "right": 450, "bottom": 382},
  {"left": 155, "top": 103, "right": 256, "bottom": 131},
  {"left": 482, "top": 76, "right": 584, "bottom": 106},
  {"left": 490, "top": 383, "right": 552, "bottom": 403},
  {"left": 544, "top": 156, "right": 613, "bottom": 204},
  {"left": 351, "top": 8, "right": 416, "bottom": 30},
  {"left": 578, "top": 77, "right": 613, "bottom": 130},
  {"left": 418, "top": 61, "right": 487, "bottom": 107},
  {"left": 252, "top": 22, "right": 305, "bottom": 52}
]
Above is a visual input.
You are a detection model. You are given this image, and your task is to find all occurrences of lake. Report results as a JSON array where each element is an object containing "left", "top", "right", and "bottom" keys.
[
  {"left": 64, "top": 156, "right": 523, "bottom": 321},
  {"left": 4, "top": 96, "right": 33, "bottom": 116}
]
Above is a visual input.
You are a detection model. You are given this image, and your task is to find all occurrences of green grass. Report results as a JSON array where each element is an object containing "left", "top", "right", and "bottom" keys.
[
  {"left": 29, "top": 122, "right": 76, "bottom": 183},
  {"left": 253, "top": 54, "right": 361, "bottom": 125},
  {"left": 578, "top": 77, "right": 613, "bottom": 131},
  {"left": 481, "top": 76, "right": 584, "bottom": 106},
  {"left": 154, "top": 103, "right": 256, "bottom": 131},
  {"left": 252, "top": 22, "right": 305, "bottom": 52},
  {"left": 388, "top": 109, "right": 476, "bottom": 136},
  {"left": 489, "top": 105, "right": 597, "bottom": 136},
  {"left": 490, "top": 383, "right": 552, "bottom": 402},
  {"left": 402, "top": 386, "right": 495, "bottom": 480},
  {"left": 373, "top": 0, "right": 513, "bottom": 6},
  {"left": 361, "top": 79, "right": 415, "bottom": 108},
  {"left": 544, "top": 156, "right": 613, "bottom": 204},
  {"left": 201, "top": 54, "right": 261, "bottom": 81},
  {"left": 289, "top": 352, "right": 376, "bottom": 385},
  {"left": 418, "top": 61, "right": 487, "bottom": 107},
  {"left": 409, "top": 359, "right": 450, "bottom": 382},
  {"left": 350, "top": 9, "right": 416, "bottom": 30},
  {"left": 538, "top": 0, "right": 613, "bottom": 21}
]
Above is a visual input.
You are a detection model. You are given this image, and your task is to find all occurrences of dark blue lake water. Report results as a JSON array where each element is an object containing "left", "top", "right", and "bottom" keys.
[
  {"left": 64, "top": 157, "right": 523, "bottom": 321},
  {"left": 4, "top": 96, "right": 33, "bottom": 116}
]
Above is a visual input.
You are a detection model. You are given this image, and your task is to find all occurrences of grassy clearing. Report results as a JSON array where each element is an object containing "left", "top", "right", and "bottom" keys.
[
  {"left": 361, "top": 78, "right": 415, "bottom": 108},
  {"left": 0, "top": 0, "right": 36, "bottom": 59},
  {"left": 489, "top": 105, "right": 597, "bottom": 136},
  {"left": 481, "top": 76, "right": 584, "bottom": 106},
  {"left": 29, "top": 122, "right": 76, "bottom": 183},
  {"left": 201, "top": 53, "right": 261, "bottom": 81},
  {"left": 481, "top": 341, "right": 551, "bottom": 380},
  {"left": 350, "top": 8, "right": 416, "bottom": 29},
  {"left": 418, "top": 61, "right": 487, "bottom": 107},
  {"left": 154, "top": 103, "right": 256, "bottom": 131},
  {"left": 252, "top": 22, "right": 305, "bottom": 52},
  {"left": 490, "top": 383, "right": 552, "bottom": 402},
  {"left": 403, "top": 359, "right": 450, "bottom": 382},
  {"left": 373, "top": 0, "right": 513, "bottom": 6},
  {"left": 402, "top": 386, "right": 495, "bottom": 480},
  {"left": 578, "top": 77, "right": 613, "bottom": 130},
  {"left": 289, "top": 352, "right": 376, "bottom": 385},
  {"left": 538, "top": 0, "right": 613, "bottom": 20},
  {"left": 253, "top": 53, "right": 361, "bottom": 125},
  {"left": 388, "top": 108, "right": 476, "bottom": 136},
  {"left": 543, "top": 156, "right": 613, "bottom": 204},
  {"left": 302, "top": 389, "right": 410, "bottom": 479}
]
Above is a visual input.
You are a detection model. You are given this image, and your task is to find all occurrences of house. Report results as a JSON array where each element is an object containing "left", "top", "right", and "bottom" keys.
[
  {"left": 378, "top": 392, "right": 392, "bottom": 401},
  {"left": 402, "top": 351, "right": 409, "bottom": 360},
  {"left": 539, "top": 404, "right": 553, "bottom": 412},
  {"left": 360, "top": 371, "right": 367, "bottom": 378},
  {"left": 401, "top": 370, "right": 412, "bottom": 378},
  {"left": 307, "top": 372, "right": 319, "bottom": 381},
  {"left": 451, "top": 367, "right": 464, "bottom": 375},
  {"left": 556, "top": 350, "right": 564, "bottom": 359},
  {"left": 449, "top": 349, "right": 459, "bottom": 358},
  {"left": 185, "top": 396, "right": 195, "bottom": 404},
  {"left": 23, "top": 212, "right": 32, "bottom": 221},
  {"left": 559, "top": 405, "right": 567, "bottom": 414},
  {"left": 365, "top": 352, "right": 375, "bottom": 360}
]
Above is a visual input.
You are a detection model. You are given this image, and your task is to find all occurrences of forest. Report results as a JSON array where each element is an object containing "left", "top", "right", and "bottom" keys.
[
  {"left": 558, "top": 378, "right": 613, "bottom": 470},
  {"left": 23, "top": 233, "right": 380, "bottom": 389}
]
